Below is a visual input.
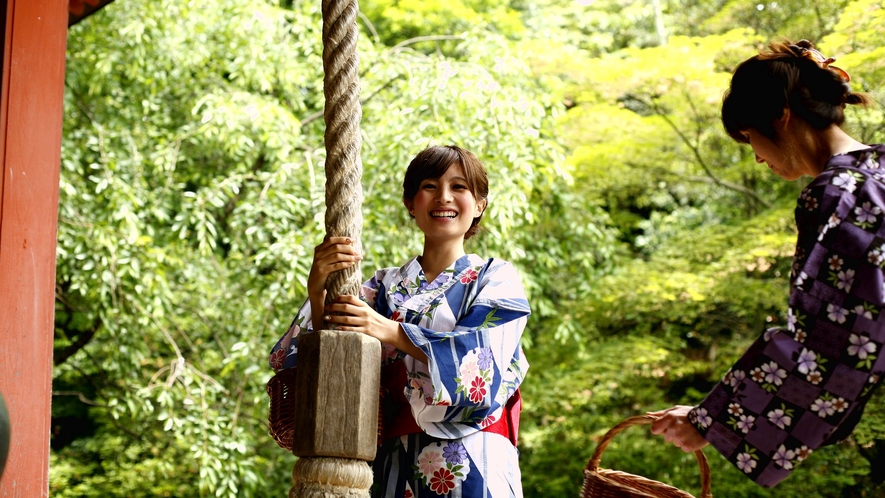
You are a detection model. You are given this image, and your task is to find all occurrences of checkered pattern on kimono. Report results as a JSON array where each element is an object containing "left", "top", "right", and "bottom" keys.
[{"left": 690, "top": 145, "right": 885, "bottom": 488}]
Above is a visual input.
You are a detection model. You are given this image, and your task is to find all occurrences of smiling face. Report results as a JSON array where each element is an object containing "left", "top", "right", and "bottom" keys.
[{"left": 405, "top": 162, "right": 486, "bottom": 244}]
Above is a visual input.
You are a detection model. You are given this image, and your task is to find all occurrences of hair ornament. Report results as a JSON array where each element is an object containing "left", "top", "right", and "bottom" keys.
[{"left": 789, "top": 42, "right": 851, "bottom": 82}]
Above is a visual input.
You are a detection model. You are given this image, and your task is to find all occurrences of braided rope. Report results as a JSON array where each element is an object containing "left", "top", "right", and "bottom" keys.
[
  {"left": 289, "top": 457, "right": 373, "bottom": 498},
  {"left": 322, "top": 0, "right": 363, "bottom": 306},
  {"left": 289, "top": 1, "right": 370, "bottom": 496}
]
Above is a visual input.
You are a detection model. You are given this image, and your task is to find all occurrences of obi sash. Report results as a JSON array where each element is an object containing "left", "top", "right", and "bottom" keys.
[{"left": 379, "top": 360, "right": 521, "bottom": 447}]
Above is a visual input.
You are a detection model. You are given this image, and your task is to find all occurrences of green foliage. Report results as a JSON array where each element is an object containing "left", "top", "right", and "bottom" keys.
[
  {"left": 359, "top": 0, "right": 524, "bottom": 48},
  {"left": 51, "top": 0, "right": 885, "bottom": 496},
  {"left": 54, "top": 0, "right": 578, "bottom": 495}
]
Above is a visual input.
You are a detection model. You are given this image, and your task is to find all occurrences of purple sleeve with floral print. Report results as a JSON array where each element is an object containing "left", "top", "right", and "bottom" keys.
[{"left": 689, "top": 145, "right": 885, "bottom": 487}]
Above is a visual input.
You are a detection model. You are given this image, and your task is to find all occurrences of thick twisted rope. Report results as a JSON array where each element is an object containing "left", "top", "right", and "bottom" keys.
[
  {"left": 290, "top": 457, "right": 373, "bottom": 498},
  {"left": 322, "top": 0, "right": 363, "bottom": 307},
  {"left": 288, "top": 0, "right": 371, "bottom": 495}
]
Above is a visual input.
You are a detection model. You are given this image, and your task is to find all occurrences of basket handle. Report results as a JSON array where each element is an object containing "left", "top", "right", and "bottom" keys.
[{"left": 585, "top": 415, "right": 712, "bottom": 498}]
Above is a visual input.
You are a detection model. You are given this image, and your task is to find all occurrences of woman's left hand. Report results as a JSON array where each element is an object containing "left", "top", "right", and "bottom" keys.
[
  {"left": 648, "top": 405, "right": 709, "bottom": 453},
  {"left": 323, "top": 295, "right": 401, "bottom": 342}
]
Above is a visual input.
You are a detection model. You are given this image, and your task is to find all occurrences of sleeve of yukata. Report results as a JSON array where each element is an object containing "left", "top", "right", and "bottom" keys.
[
  {"left": 688, "top": 167, "right": 885, "bottom": 487},
  {"left": 267, "top": 275, "right": 383, "bottom": 372},
  {"left": 400, "top": 260, "right": 531, "bottom": 425}
]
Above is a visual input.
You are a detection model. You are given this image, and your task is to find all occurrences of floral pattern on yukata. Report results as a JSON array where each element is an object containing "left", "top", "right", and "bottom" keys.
[
  {"left": 690, "top": 145, "right": 885, "bottom": 487},
  {"left": 269, "top": 254, "right": 530, "bottom": 497}
]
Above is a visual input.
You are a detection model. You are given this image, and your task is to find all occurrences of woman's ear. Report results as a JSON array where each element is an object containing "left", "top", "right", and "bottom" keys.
[
  {"left": 475, "top": 199, "right": 487, "bottom": 217},
  {"left": 403, "top": 199, "right": 414, "bottom": 216},
  {"left": 775, "top": 106, "right": 792, "bottom": 131}
]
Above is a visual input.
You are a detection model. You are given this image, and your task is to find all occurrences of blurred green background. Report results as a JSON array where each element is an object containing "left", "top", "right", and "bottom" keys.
[{"left": 50, "top": 0, "right": 885, "bottom": 495}]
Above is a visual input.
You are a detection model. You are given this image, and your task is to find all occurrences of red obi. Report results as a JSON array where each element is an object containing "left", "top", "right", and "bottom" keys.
[{"left": 379, "top": 360, "right": 521, "bottom": 447}]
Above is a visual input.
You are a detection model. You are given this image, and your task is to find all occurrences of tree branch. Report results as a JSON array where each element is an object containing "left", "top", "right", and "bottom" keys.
[{"left": 646, "top": 96, "right": 771, "bottom": 209}]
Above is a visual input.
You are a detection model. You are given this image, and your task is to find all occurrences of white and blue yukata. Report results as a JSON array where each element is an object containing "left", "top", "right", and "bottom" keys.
[{"left": 270, "top": 254, "right": 530, "bottom": 497}]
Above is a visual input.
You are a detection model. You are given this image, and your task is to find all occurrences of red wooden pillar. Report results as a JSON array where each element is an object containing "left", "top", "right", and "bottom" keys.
[{"left": 0, "top": 0, "right": 68, "bottom": 495}]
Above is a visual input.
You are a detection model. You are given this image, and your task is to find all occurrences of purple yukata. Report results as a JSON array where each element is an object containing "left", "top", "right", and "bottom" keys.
[
  {"left": 270, "top": 254, "right": 530, "bottom": 497},
  {"left": 690, "top": 145, "right": 885, "bottom": 486}
]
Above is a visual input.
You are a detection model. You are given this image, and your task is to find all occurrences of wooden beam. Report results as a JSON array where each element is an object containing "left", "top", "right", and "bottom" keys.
[{"left": 0, "top": 0, "right": 68, "bottom": 495}]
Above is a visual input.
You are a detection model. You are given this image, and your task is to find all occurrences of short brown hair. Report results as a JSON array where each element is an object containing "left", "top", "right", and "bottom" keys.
[
  {"left": 722, "top": 39, "right": 872, "bottom": 144},
  {"left": 402, "top": 145, "right": 489, "bottom": 240}
]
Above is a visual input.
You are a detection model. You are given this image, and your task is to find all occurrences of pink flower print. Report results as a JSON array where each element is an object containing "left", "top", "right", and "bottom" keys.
[
  {"left": 468, "top": 376, "right": 487, "bottom": 403},
  {"left": 832, "top": 397, "right": 849, "bottom": 413},
  {"left": 796, "top": 348, "right": 818, "bottom": 374},
  {"left": 827, "top": 255, "right": 844, "bottom": 271},
  {"left": 727, "top": 403, "right": 743, "bottom": 416},
  {"left": 811, "top": 397, "right": 835, "bottom": 417},
  {"left": 795, "top": 446, "right": 812, "bottom": 461},
  {"left": 848, "top": 334, "right": 877, "bottom": 359},
  {"left": 429, "top": 468, "right": 456, "bottom": 495},
  {"left": 417, "top": 449, "right": 445, "bottom": 477},
  {"left": 827, "top": 213, "right": 843, "bottom": 228},
  {"left": 459, "top": 355, "right": 480, "bottom": 383},
  {"left": 750, "top": 368, "right": 766, "bottom": 383},
  {"left": 381, "top": 343, "right": 399, "bottom": 361},
  {"left": 362, "top": 285, "right": 378, "bottom": 305},
  {"left": 725, "top": 369, "right": 745, "bottom": 388},
  {"left": 827, "top": 304, "right": 849, "bottom": 324},
  {"left": 869, "top": 244, "right": 885, "bottom": 266},
  {"left": 767, "top": 408, "right": 792, "bottom": 429},
  {"left": 736, "top": 415, "right": 755, "bottom": 434},
  {"left": 773, "top": 445, "right": 796, "bottom": 470},
  {"left": 736, "top": 453, "right": 757, "bottom": 473},
  {"left": 837, "top": 269, "right": 855, "bottom": 292},
  {"left": 760, "top": 361, "right": 787, "bottom": 386},
  {"left": 806, "top": 371, "right": 823, "bottom": 385},
  {"left": 805, "top": 197, "right": 819, "bottom": 211},
  {"left": 855, "top": 202, "right": 881, "bottom": 224},
  {"left": 460, "top": 268, "right": 479, "bottom": 284},
  {"left": 269, "top": 348, "right": 286, "bottom": 370}
]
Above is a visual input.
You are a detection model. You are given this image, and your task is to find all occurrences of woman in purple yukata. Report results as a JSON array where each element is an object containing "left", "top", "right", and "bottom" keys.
[
  {"left": 649, "top": 39, "right": 883, "bottom": 487},
  {"left": 269, "top": 145, "right": 530, "bottom": 497}
]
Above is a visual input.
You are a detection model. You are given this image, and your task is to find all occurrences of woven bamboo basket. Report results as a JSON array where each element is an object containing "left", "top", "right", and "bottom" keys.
[
  {"left": 266, "top": 367, "right": 298, "bottom": 451},
  {"left": 581, "top": 415, "right": 712, "bottom": 498}
]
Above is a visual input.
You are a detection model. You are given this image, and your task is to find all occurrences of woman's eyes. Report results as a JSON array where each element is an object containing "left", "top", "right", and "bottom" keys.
[{"left": 420, "top": 182, "right": 468, "bottom": 190}]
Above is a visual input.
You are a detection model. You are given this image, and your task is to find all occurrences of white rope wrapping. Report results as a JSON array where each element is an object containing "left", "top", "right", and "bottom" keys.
[{"left": 289, "top": 458, "right": 373, "bottom": 498}]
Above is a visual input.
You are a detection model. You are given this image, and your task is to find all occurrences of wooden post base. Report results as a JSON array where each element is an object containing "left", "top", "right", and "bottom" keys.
[{"left": 291, "top": 329, "right": 380, "bottom": 460}]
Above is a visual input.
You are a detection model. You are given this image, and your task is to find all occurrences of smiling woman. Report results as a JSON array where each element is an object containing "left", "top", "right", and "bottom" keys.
[{"left": 269, "top": 145, "right": 531, "bottom": 498}]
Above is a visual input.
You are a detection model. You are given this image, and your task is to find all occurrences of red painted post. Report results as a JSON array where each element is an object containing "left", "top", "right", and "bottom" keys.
[{"left": 0, "top": 0, "right": 68, "bottom": 496}]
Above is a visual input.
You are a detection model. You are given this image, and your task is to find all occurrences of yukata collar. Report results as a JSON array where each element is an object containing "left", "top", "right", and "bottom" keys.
[
  {"left": 394, "top": 253, "right": 486, "bottom": 315},
  {"left": 401, "top": 253, "right": 485, "bottom": 283},
  {"left": 823, "top": 144, "right": 884, "bottom": 172}
]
